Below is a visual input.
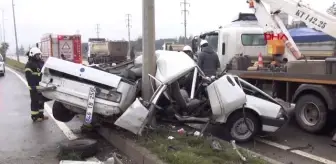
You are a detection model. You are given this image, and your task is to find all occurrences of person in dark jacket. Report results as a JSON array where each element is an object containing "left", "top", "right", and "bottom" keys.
[
  {"left": 130, "top": 46, "right": 135, "bottom": 60},
  {"left": 197, "top": 40, "right": 220, "bottom": 76},
  {"left": 25, "top": 47, "right": 48, "bottom": 122}
]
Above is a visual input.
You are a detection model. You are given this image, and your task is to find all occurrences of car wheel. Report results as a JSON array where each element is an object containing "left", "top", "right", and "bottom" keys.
[
  {"left": 52, "top": 101, "right": 75, "bottom": 122},
  {"left": 59, "top": 138, "right": 98, "bottom": 159},
  {"left": 295, "top": 94, "right": 327, "bottom": 133},
  {"left": 225, "top": 111, "right": 260, "bottom": 143}
]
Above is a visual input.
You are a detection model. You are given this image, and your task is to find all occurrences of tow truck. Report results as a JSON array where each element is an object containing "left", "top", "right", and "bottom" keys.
[{"left": 192, "top": 0, "right": 336, "bottom": 134}]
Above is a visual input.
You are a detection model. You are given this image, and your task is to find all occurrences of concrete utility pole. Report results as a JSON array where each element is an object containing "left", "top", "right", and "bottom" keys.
[
  {"left": 180, "top": 0, "right": 190, "bottom": 45},
  {"left": 141, "top": 0, "right": 156, "bottom": 101},
  {"left": 12, "top": 0, "right": 19, "bottom": 62},
  {"left": 138, "top": 0, "right": 156, "bottom": 135},
  {"left": 95, "top": 24, "right": 100, "bottom": 38},
  {"left": 125, "top": 14, "right": 132, "bottom": 57},
  {"left": 0, "top": 9, "right": 5, "bottom": 43}
]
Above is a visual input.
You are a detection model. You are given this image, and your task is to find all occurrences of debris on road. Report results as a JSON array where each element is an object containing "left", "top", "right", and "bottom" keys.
[
  {"left": 231, "top": 140, "right": 247, "bottom": 162},
  {"left": 59, "top": 157, "right": 116, "bottom": 164}
]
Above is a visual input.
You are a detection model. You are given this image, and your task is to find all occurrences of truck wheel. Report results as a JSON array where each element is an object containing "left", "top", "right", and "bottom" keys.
[
  {"left": 225, "top": 111, "right": 260, "bottom": 143},
  {"left": 52, "top": 101, "right": 75, "bottom": 122},
  {"left": 295, "top": 94, "right": 328, "bottom": 133}
]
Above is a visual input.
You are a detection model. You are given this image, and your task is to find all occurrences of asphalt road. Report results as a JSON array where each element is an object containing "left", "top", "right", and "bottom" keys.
[{"left": 0, "top": 68, "right": 67, "bottom": 164}]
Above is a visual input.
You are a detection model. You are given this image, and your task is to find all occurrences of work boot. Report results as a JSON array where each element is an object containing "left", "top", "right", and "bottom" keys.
[
  {"left": 32, "top": 115, "right": 46, "bottom": 122},
  {"left": 39, "top": 112, "right": 49, "bottom": 121}
]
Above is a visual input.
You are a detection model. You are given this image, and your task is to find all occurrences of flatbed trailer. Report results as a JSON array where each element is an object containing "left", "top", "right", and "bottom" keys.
[{"left": 228, "top": 69, "right": 336, "bottom": 133}]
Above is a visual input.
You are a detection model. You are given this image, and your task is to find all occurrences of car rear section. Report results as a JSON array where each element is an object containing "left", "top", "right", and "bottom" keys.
[{"left": 39, "top": 58, "right": 137, "bottom": 117}]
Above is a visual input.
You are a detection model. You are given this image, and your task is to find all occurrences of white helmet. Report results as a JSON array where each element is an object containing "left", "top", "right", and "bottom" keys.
[
  {"left": 183, "top": 45, "right": 192, "bottom": 52},
  {"left": 28, "top": 47, "right": 42, "bottom": 57},
  {"left": 200, "top": 40, "right": 208, "bottom": 46}
]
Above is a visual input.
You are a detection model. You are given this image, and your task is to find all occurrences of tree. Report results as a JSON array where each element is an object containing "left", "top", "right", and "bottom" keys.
[
  {"left": 0, "top": 42, "right": 9, "bottom": 60},
  {"left": 19, "top": 45, "right": 25, "bottom": 56}
]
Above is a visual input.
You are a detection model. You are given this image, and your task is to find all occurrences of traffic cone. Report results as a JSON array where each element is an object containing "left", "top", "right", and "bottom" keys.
[{"left": 258, "top": 53, "right": 264, "bottom": 67}]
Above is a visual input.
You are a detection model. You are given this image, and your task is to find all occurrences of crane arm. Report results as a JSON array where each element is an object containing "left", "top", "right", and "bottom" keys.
[{"left": 248, "top": 0, "right": 336, "bottom": 61}]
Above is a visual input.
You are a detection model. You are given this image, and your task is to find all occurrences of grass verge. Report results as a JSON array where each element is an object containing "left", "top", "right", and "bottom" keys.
[
  {"left": 5, "top": 57, "right": 25, "bottom": 71},
  {"left": 135, "top": 131, "right": 267, "bottom": 164}
]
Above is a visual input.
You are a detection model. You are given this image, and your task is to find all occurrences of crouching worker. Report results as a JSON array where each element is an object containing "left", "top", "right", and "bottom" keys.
[{"left": 25, "top": 47, "right": 49, "bottom": 122}]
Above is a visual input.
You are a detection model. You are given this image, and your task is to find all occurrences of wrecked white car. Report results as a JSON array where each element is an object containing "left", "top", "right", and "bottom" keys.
[
  {"left": 115, "top": 50, "right": 290, "bottom": 142},
  {"left": 39, "top": 57, "right": 139, "bottom": 123},
  {"left": 39, "top": 51, "right": 290, "bottom": 142}
]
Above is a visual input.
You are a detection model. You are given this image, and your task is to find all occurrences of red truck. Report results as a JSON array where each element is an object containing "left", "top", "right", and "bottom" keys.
[{"left": 39, "top": 34, "right": 82, "bottom": 63}]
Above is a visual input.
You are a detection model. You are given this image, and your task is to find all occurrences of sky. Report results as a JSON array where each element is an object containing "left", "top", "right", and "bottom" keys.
[{"left": 0, "top": 0, "right": 333, "bottom": 53}]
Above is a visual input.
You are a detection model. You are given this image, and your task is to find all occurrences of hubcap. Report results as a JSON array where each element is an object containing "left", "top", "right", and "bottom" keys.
[
  {"left": 300, "top": 102, "right": 320, "bottom": 126},
  {"left": 231, "top": 118, "right": 255, "bottom": 140}
]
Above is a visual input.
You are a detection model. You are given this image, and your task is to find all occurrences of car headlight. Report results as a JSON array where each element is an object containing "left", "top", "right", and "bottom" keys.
[
  {"left": 276, "top": 107, "right": 285, "bottom": 119},
  {"left": 96, "top": 88, "right": 122, "bottom": 103}
]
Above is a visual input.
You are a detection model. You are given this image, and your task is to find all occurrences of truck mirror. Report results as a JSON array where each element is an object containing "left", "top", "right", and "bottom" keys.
[{"left": 222, "top": 43, "right": 225, "bottom": 55}]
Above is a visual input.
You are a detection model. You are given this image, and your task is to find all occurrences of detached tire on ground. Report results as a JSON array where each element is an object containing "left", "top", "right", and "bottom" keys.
[
  {"left": 295, "top": 94, "right": 328, "bottom": 133},
  {"left": 225, "top": 110, "right": 260, "bottom": 143},
  {"left": 59, "top": 138, "right": 98, "bottom": 159},
  {"left": 52, "top": 101, "right": 75, "bottom": 122}
]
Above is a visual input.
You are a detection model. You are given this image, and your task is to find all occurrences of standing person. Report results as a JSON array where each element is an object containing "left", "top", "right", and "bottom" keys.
[
  {"left": 25, "top": 47, "right": 49, "bottom": 122},
  {"left": 197, "top": 40, "right": 220, "bottom": 77},
  {"left": 182, "top": 45, "right": 196, "bottom": 61},
  {"left": 130, "top": 46, "right": 135, "bottom": 60}
]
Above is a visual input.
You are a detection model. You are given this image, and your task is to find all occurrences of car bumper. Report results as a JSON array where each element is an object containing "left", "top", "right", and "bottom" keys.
[
  {"left": 0, "top": 65, "right": 4, "bottom": 73},
  {"left": 261, "top": 116, "right": 287, "bottom": 132}
]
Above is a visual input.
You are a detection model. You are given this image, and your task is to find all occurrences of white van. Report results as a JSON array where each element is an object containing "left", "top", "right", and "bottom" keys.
[{"left": 0, "top": 54, "right": 5, "bottom": 76}]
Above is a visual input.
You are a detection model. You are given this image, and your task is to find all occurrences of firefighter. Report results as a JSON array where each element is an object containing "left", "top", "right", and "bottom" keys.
[
  {"left": 197, "top": 40, "right": 220, "bottom": 77},
  {"left": 182, "top": 45, "right": 195, "bottom": 60},
  {"left": 25, "top": 47, "right": 49, "bottom": 122}
]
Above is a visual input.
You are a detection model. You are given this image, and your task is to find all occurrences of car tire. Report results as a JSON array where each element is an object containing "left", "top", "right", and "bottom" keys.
[
  {"left": 225, "top": 110, "right": 260, "bottom": 143},
  {"left": 295, "top": 94, "right": 328, "bottom": 133},
  {"left": 52, "top": 101, "right": 75, "bottom": 122},
  {"left": 59, "top": 138, "right": 98, "bottom": 159}
]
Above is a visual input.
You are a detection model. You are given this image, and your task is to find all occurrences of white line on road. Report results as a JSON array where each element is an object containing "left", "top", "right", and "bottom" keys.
[
  {"left": 6, "top": 66, "right": 99, "bottom": 162},
  {"left": 256, "top": 138, "right": 336, "bottom": 164}
]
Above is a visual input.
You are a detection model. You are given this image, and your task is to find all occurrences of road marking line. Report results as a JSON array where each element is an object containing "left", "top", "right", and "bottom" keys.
[
  {"left": 6, "top": 66, "right": 100, "bottom": 162},
  {"left": 256, "top": 138, "right": 336, "bottom": 164}
]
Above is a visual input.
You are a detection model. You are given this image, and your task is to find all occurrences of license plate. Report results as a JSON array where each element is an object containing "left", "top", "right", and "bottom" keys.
[{"left": 85, "top": 86, "right": 96, "bottom": 124}]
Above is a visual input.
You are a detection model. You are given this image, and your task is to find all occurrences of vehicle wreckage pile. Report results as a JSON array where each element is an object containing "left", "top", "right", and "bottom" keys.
[{"left": 37, "top": 50, "right": 293, "bottom": 162}]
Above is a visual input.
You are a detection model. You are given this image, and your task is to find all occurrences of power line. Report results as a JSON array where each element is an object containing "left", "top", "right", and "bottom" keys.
[
  {"left": 95, "top": 24, "right": 100, "bottom": 38},
  {"left": 1, "top": 9, "right": 5, "bottom": 42},
  {"left": 125, "top": 14, "right": 132, "bottom": 44},
  {"left": 12, "top": 0, "right": 19, "bottom": 62},
  {"left": 180, "top": 0, "right": 190, "bottom": 45}
]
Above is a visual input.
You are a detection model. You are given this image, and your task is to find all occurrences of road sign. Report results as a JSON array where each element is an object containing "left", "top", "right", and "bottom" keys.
[
  {"left": 59, "top": 40, "right": 73, "bottom": 59},
  {"left": 62, "top": 42, "right": 71, "bottom": 50}
]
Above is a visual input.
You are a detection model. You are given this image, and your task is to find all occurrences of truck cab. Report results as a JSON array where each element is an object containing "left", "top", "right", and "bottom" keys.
[{"left": 192, "top": 13, "right": 269, "bottom": 71}]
